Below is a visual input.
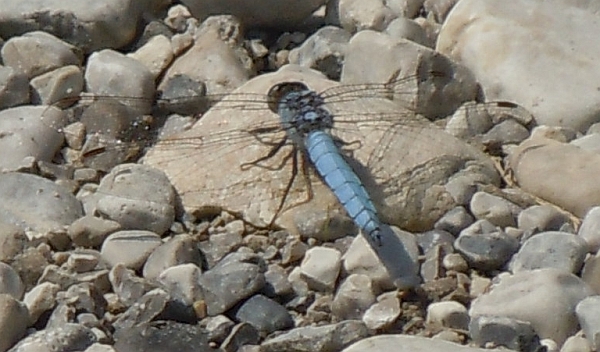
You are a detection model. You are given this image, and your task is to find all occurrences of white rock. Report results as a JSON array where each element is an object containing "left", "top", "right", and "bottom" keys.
[
  {"left": 299, "top": 246, "right": 341, "bottom": 292},
  {"left": 438, "top": 0, "right": 600, "bottom": 132}
]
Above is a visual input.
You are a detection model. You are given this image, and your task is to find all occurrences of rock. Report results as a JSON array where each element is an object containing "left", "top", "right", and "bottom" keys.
[
  {"left": 437, "top": 0, "right": 600, "bottom": 132},
  {"left": 220, "top": 323, "right": 260, "bottom": 352},
  {"left": 578, "top": 207, "right": 600, "bottom": 252},
  {"left": 23, "top": 282, "right": 61, "bottom": 324},
  {"left": 109, "top": 264, "right": 155, "bottom": 306},
  {"left": 30, "top": 65, "right": 84, "bottom": 106},
  {"left": 469, "top": 191, "right": 522, "bottom": 228},
  {"left": 158, "top": 16, "right": 252, "bottom": 97},
  {"left": 332, "top": 274, "right": 376, "bottom": 320},
  {"left": 507, "top": 137, "right": 600, "bottom": 218},
  {"left": 0, "top": 172, "right": 83, "bottom": 234},
  {"left": 362, "top": 292, "right": 401, "bottom": 330},
  {"left": 518, "top": 205, "right": 571, "bottom": 233},
  {"left": 100, "top": 230, "right": 162, "bottom": 270},
  {"left": 143, "top": 234, "right": 204, "bottom": 279},
  {"left": 197, "top": 253, "right": 266, "bottom": 316},
  {"left": 299, "top": 246, "right": 342, "bottom": 292},
  {"left": 68, "top": 216, "right": 121, "bottom": 248},
  {"left": 469, "top": 315, "right": 541, "bottom": 352},
  {"left": 0, "top": 106, "right": 68, "bottom": 172},
  {"left": 576, "top": 295, "right": 600, "bottom": 351},
  {"left": 0, "top": 262, "right": 24, "bottom": 299},
  {"left": 128, "top": 35, "right": 174, "bottom": 80},
  {"left": 0, "top": 294, "right": 29, "bottom": 352},
  {"left": 260, "top": 320, "right": 368, "bottom": 352},
  {"left": 434, "top": 206, "right": 474, "bottom": 236},
  {"left": 0, "top": 65, "right": 29, "bottom": 109},
  {"left": 180, "top": 0, "right": 326, "bottom": 28},
  {"left": 9, "top": 323, "right": 96, "bottom": 352},
  {"left": 470, "top": 268, "right": 594, "bottom": 345},
  {"left": 113, "top": 288, "right": 170, "bottom": 331},
  {"left": 426, "top": 301, "right": 469, "bottom": 331},
  {"left": 337, "top": 0, "right": 397, "bottom": 33},
  {"left": 288, "top": 26, "right": 351, "bottom": 80},
  {"left": 561, "top": 335, "right": 592, "bottom": 352},
  {"left": 158, "top": 264, "right": 203, "bottom": 306},
  {"left": 0, "top": 222, "right": 27, "bottom": 262},
  {"left": 234, "top": 294, "right": 293, "bottom": 335},
  {"left": 385, "top": 17, "right": 432, "bottom": 47},
  {"left": 1, "top": 31, "right": 81, "bottom": 78},
  {"left": 454, "top": 221, "right": 519, "bottom": 271},
  {"left": 509, "top": 232, "right": 588, "bottom": 274},
  {"left": 113, "top": 320, "right": 216, "bottom": 352},
  {"left": 0, "top": 0, "right": 164, "bottom": 53},
  {"left": 343, "top": 334, "right": 505, "bottom": 352}
]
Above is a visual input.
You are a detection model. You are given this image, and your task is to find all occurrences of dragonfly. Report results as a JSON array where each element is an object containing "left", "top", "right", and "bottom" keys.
[{"left": 48, "top": 66, "right": 503, "bottom": 247}]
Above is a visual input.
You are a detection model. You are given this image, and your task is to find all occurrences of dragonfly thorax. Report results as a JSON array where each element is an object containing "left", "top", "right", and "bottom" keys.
[{"left": 267, "top": 81, "right": 334, "bottom": 148}]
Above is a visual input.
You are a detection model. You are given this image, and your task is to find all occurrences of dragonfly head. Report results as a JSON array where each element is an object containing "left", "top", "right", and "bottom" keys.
[{"left": 267, "top": 81, "right": 313, "bottom": 114}]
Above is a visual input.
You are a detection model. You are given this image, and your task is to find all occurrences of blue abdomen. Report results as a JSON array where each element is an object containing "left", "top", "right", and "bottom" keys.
[{"left": 305, "top": 130, "right": 382, "bottom": 246}]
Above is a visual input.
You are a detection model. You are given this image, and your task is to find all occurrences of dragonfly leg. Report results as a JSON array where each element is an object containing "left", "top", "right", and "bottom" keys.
[
  {"left": 269, "top": 147, "right": 300, "bottom": 227},
  {"left": 240, "top": 136, "right": 290, "bottom": 171}
]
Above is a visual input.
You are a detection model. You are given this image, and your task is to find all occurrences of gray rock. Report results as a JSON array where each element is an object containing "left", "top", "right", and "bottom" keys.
[
  {"left": 30, "top": 65, "right": 84, "bottom": 106},
  {"left": 469, "top": 315, "right": 541, "bottom": 352},
  {"left": 518, "top": 205, "right": 571, "bottom": 233},
  {"left": 288, "top": 26, "right": 351, "bottom": 80},
  {"left": 281, "top": 239, "right": 308, "bottom": 265},
  {"left": 578, "top": 206, "right": 600, "bottom": 252},
  {"left": 202, "top": 314, "right": 234, "bottom": 343},
  {"left": 338, "top": 0, "right": 397, "bottom": 33},
  {"left": 0, "top": 106, "right": 68, "bottom": 172},
  {"left": 220, "top": 323, "right": 260, "bottom": 352},
  {"left": 470, "top": 191, "right": 522, "bottom": 228},
  {"left": 113, "top": 288, "right": 170, "bottom": 331},
  {"left": 561, "top": 335, "right": 592, "bottom": 352},
  {"left": 0, "top": 65, "right": 29, "bottom": 109},
  {"left": 442, "top": 253, "right": 469, "bottom": 273},
  {"left": 68, "top": 216, "right": 121, "bottom": 248},
  {"left": 385, "top": 17, "right": 431, "bottom": 47},
  {"left": 157, "top": 263, "right": 203, "bottom": 305},
  {"left": 1, "top": 31, "right": 81, "bottom": 78},
  {"left": 510, "top": 231, "right": 588, "bottom": 274},
  {"left": 362, "top": 292, "right": 401, "bottom": 330},
  {"left": 454, "top": 223, "right": 519, "bottom": 271},
  {"left": 0, "top": 172, "right": 83, "bottom": 234},
  {"left": 181, "top": 0, "right": 325, "bottom": 29},
  {"left": 427, "top": 301, "right": 469, "bottom": 331},
  {"left": 260, "top": 320, "right": 368, "bottom": 352},
  {"left": 262, "top": 264, "right": 293, "bottom": 298},
  {"left": 91, "top": 164, "right": 176, "bottom": 235},
  {"left": 332, "top": 274, "right": 376, "bottom": 320},
  {"left": 128, "top": 35, "right": 174, "bottom": 80},
  {"left": 234, "top": 294, "right": 293, "bottom": 335},
  {"left": 113, "top": 320, "right": 214, "bottom": 352},
  {"left": 0, "top": 222, "right": 27, "bottom": 262},
  {"left": 0, "top": 0, "right": 162, "bottom": 53},
  {"left": 423, "top": 0, "right": 458, "bottom": 23},
  {"left": 576, "top": 295, "right": 600, "bottom": 351},
  {"left": 470, "top": 268, "right": 594, "bottom": 345},
  {"left": 434, "top": 207, "right": 474, "bottom": 236},
  {"left": 9, "top": 323, "right": 96, "bottom": 352},
  {"left": 158, "top": 15, "right": 252, "bottom": 98},
  {"left": 508, "top": 137, "right": 600, "bottom": 219},
  {"left": 100, "top": 230, "right": 162, "bottom": 270},
  {"left": 109, "top": 264, "right": 156, "bottom": 306},
  {"left": 481, "top": 118, "right": 530, "bottom": 147},
  {"left": 342, "top": 31, "right": 479, "bottom": 120},
  {"left": 416, "top": 229, "right": 455, "bottom": 254},
  {"left": 23, "top": 282, "right": 61, "bottom": 324},
  {"left": 299, "top": 246, "right": 341, "bottom": 292},
  {"left": 143, "top": 234, "right": 204, "bottom": 279},
  {"left": 582, "top": 252, "right": 600, "bottom": 294},
  {"left": 343, "top": 333, "right": 498, "bottom": 352},
  {"left": 0, "top": 262, "right": 24, "bottom": 299},
  {"left": 198, "top": 253, "right": 266, "bottom": 316},
  {"left": 571, "top": 133, "right": 600, "bottom": 153},
  {"left": 0, "top": 294, "right": 29, "bottom": 352}
]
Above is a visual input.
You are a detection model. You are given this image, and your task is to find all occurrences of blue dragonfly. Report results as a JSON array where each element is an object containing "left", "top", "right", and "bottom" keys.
[{"left": 135, "top": 66, "right": 500, "bottom": 248}]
